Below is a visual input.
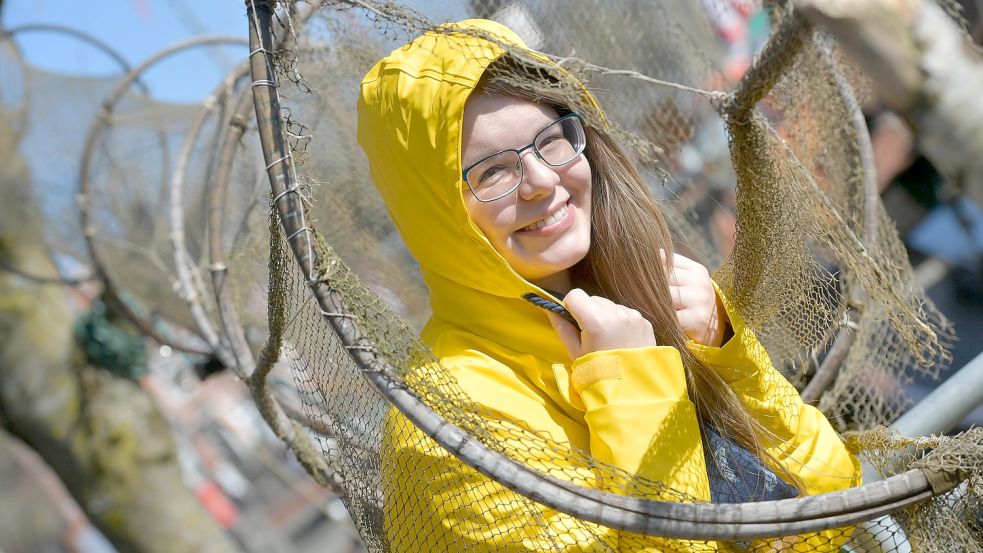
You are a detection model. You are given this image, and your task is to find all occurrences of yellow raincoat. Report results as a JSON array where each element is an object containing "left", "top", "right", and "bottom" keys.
[{"left": 357, "top": 19, "right": 861, "bottom": 552}]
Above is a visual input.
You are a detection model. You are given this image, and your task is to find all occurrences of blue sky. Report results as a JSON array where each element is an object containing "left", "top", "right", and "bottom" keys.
[
  {"left": 2, "top": 0, "right": 471, "bottom": 103},
  {"left": 3, "top": 1, "right": 250, "bottom": 103}
]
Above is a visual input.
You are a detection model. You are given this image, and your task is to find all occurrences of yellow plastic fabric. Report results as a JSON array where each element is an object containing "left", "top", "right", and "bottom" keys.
[{"left": 357, "top": 18, "right": 860, "bottom": 551}]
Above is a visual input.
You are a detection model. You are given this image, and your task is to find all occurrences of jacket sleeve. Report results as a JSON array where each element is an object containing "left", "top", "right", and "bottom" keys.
[
  {"left": 381, "top": 346, "right": 721, "bottom": 552},
  {"left": 686, "top": 284, "right": 862, "bottom": 495},
  {"left": 686, "top": 283, "right": 863, "bottom": 550},
  {"left": 569, "top": 346, "right": 711, "bottom": 501}
]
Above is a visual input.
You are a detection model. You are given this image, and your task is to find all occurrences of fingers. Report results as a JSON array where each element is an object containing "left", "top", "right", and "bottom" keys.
[
  {"left": 658, "top": 250, "right": 728, "bottom": 345},
  {"left": 563, "top": 288, "right": 620, "bottom": 333},
  {"left": 676, "top": 304, "right": 727, "bottom": 346},
  {"left": 669, "top": 251, "right": 702, "bottom": 270},
  {"left": 562, "top": 288, "right": 657, "bottom": 352},
  {"left": 667, "top": 283, "right": 686, "bottom": 310},
  {"left": 660, "top": 250, "right": 698, "bottom": 292},
  {"left": 668, "top": 279, "right": 716, "bottom": 313},
  {"left": 662, "top": 251, "right": 707, "bottom": 278},
  {"left": 659, "top": 249, "right": 674, "bottom": 282},
  {"left": 547, "top": 311, "right": 582, "bottom": 360},
  {"left": 675, "top": 308, "right": 708, "bottom": 337},
  {"left": 562, "top": 288, "right": 604, "bottom": 331},
  {"left": 662, "top": 250, "right": 713, "bottom": 310},
  {"left": 659, "top": 249, "right": 705, "bottom": 271}
]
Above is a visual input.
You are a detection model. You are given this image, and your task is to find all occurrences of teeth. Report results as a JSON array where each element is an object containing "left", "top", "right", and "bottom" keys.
[{"left": 524, "top": 204, "right": 568, "bottom": 231}]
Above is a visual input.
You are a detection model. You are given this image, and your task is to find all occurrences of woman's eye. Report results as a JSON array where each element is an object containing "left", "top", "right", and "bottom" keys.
[
  {"left": 538, "top": 134, "right": 567, "bottom": 151},
  {"left": 478, "top": 165, "right": 505, "bottom": 184}
]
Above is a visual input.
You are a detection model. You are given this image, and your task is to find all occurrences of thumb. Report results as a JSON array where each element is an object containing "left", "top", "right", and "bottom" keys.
[{"left": 547, "top": 311, "right": 582, "bottom": 360}]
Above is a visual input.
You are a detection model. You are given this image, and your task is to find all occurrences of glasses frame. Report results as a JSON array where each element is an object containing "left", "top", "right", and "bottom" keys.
[{"left": 461, "top": 113, "right": 586, "bottom": 203}]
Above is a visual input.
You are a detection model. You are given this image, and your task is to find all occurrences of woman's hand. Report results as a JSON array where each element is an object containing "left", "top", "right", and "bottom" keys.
[
  {"left": 547, "top": 288, "right": 658, "bottom": 359},
  {"left": 665, "top": 252, "right": 730, "bottom": 347}
]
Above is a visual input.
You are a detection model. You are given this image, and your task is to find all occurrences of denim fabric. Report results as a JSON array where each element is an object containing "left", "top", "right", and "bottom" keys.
[{"left": 703, "top": 425, "right": 799, "bottom": 503}]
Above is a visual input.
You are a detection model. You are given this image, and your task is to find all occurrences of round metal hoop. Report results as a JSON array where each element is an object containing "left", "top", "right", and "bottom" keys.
[{"left": 77, "top": 34, "right": 248, "bottom": 354}]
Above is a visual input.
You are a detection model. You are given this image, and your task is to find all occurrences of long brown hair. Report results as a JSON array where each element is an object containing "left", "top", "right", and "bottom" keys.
[{"left": 479, "top": 56, "right": 803, "bottom": 491}]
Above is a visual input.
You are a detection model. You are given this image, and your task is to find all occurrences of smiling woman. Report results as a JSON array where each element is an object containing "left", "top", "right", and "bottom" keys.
[{"left": 356, "top": 18, "right": 860, "bottom": 551}]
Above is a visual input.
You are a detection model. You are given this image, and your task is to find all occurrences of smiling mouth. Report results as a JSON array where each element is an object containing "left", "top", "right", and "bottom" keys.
[{"left": 520, "top": 201, "right": 570, "bottom": 232}]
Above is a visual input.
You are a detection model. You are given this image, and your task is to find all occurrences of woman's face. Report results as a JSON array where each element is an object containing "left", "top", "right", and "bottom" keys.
[{"left": 461, "top": 94, "right": 592, "bottom": 292}]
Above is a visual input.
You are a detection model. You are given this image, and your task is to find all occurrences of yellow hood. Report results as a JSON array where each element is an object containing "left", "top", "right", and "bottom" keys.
[{"left": 357, "top": 19, "right": 584, "bottom": 362}]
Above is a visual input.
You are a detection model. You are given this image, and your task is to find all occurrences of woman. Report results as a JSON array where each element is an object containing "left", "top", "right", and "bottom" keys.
[{"left": 357, "top": 19, "right": 860, "bottom": 551}]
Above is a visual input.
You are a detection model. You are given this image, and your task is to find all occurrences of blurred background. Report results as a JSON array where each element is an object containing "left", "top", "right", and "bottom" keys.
[{"left": 0, "top": 1, "right": 981, "bottom": 552}]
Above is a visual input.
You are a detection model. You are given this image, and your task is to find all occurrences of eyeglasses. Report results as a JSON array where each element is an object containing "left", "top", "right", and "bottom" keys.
[{"left": 462, "top": 113, "right": 587, "bottom": 203}]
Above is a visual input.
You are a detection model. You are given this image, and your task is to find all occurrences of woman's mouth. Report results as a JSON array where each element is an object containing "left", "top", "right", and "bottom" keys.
[{"left": 519, "top": 201, "right": 572, "bottom": 234}]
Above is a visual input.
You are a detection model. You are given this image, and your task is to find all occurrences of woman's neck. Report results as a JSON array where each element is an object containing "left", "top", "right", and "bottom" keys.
[{"left": 529, "top": 270, "right": 572, "bottom": 296}]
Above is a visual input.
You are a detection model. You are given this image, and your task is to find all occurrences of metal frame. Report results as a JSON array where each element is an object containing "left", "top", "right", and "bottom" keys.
[
  {"left": 77, "top": 34, "right": 247, "bottom": 355},
  {"left": 0, "top": 24, "right": 155, "bottom": 286}
]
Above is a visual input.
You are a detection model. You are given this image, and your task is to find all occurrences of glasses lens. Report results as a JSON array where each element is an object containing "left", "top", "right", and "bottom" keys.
[
  {"left": 535, "top": 116, "right": 586, "bottom": 166},
  {"left": 465, "top": 150, "right": 522, "bottom": 201}
]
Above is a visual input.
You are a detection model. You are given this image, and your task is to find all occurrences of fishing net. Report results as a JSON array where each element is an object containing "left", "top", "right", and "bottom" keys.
[
  {"left": 3, "top": 0, "right": 982, "bottom": 551},
  {"left": 0, "top": 28, "right": 256, "bottom": 355},
  {"left": 233, "top": 0, "right": 983, "bottom": 550},
  {"left": 0, "top": 34, "right": 117, "bottom": 279}
]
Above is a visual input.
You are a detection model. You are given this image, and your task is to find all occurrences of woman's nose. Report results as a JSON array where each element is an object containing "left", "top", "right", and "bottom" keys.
[{"left": 516, "top": 151, "right": 560, "bottom": 200}]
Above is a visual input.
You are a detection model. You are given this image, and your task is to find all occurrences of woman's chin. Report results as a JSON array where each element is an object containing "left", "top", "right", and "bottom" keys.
[{"left": 517, "top": 249, "right": 589, "bottom": 285}]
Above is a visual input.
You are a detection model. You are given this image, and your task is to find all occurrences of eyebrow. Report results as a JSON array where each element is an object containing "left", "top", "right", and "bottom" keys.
[
  {"left": 462, "top": 117, "right": 556, "bottom": 168},
  {"left": 462, "top": 145, "right": 513, "bottom": 170}
]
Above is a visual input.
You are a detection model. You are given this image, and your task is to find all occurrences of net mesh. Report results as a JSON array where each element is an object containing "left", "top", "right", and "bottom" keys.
[
  {"left": 244, "top": 0, "right": 982, "bottom": 550},
  {"left": 0, "top": 40, "right": 116, "bottom": 273},
  {"left": 3, "top": 0, "right": 983, "bottom": 551}
]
